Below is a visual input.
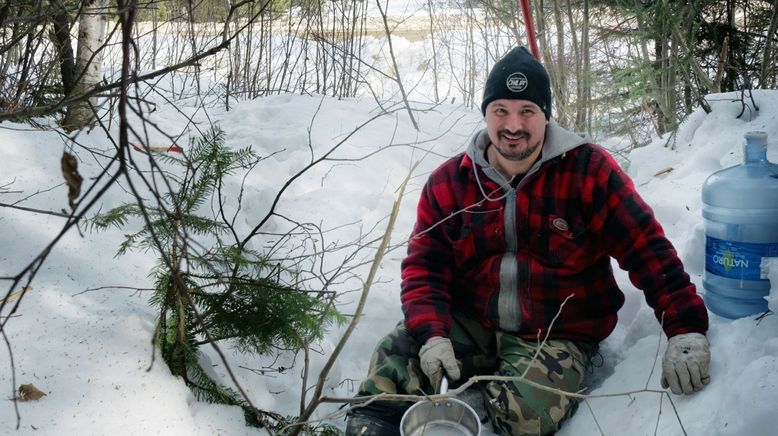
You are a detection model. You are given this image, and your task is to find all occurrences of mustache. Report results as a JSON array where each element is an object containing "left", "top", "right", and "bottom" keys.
[{"left": 498, "top": 129, "right": 530, "bottom": 138}]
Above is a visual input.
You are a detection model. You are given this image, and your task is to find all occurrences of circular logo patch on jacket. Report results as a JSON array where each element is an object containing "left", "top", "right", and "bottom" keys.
[
  {"left": 552, "top": 217, "right": 570, "bottom": 233},
  {"left": 506, "top": 72, "right": 528, "bottom": 92}
]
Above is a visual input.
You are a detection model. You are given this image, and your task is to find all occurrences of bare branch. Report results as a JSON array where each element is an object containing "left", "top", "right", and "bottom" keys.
[{"left": 288, "top": 160, "right": 419, "bottom": 435}]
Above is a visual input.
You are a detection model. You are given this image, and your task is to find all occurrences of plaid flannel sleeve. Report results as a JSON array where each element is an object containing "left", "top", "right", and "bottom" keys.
[
  {"left": 591, "top": 148, "right": 709, "bottom": 337},
  {"left": 400, "top": 175, "right": 457, "bottom": 344}
]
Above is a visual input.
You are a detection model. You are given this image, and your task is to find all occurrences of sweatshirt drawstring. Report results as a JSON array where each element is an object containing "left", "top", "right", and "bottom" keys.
[{"left": 473, "top": 157, "right": 513, "bottom": 202}]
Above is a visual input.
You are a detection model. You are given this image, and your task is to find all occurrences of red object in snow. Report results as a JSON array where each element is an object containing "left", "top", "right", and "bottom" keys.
[
  {"left": 131, "top": 143, "right": 184, "bottom": 154},
  {"left": 519, "top": 0, "right": 541, "bottom": 60}
]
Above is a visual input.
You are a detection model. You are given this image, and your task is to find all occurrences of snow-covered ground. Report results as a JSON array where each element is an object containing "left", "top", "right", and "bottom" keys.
[{"left": 1, "top": 63, "right": 777, "bottom": 436}]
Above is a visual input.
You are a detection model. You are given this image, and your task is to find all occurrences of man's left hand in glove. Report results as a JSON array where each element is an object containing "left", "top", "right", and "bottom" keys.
[{"left": 661, "top": 332, "right": 711, "bottom": 395}]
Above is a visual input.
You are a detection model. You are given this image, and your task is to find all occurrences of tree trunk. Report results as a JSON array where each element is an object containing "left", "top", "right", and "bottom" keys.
[
  {"left": 427, "top": 0, "right": 439, "bottom": 103},
  {"left": 646, "top": 0, "right": 679, "bottom": 136},
  {"left": 760, "top": 0, "right": 778, "bottom": 88},
  {"left": 50, "top": 0, "right": 76, "bottom": 95},
  {"left": 654, "top": 36, "right": 669, "bottom": 135},
  {"left": 62, "top": 0, "right": 109, "bottom": 131},
  {"left": 532, "top": 0, "right": 544, "bottom": 51},
  {"left": 376, "top": 0, "right": 418, "bottom": 130},
  {"left": 582, "top": 0, "right": 591, "bottom": 135},
  {"left": 724, "top": 0, "right": 736, "bottom": 91},
  {"left": 551, "top": 0, "right": 568, "bottom": 127},
  {"left": 564, "top": 0, "right": 582, "bottom": 132}
]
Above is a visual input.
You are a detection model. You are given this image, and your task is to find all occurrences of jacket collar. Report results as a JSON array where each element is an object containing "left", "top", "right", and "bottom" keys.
[{"left": 463, "top": 120, "right": 590, "bottom": 186}]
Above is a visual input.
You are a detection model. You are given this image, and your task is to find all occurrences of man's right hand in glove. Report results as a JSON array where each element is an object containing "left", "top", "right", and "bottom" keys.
[{"left": 419, "top": 336, "right": 460, "bottom": 389}]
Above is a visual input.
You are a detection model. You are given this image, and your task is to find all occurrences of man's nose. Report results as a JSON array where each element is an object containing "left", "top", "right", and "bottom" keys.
[{"left": 504, "top": 114, "right": 524, "bottom": 132}]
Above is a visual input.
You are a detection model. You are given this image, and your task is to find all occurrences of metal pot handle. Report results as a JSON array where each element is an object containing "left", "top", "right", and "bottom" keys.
[{"left": 439, "top": 376, "right": 449, "bottom": 395}]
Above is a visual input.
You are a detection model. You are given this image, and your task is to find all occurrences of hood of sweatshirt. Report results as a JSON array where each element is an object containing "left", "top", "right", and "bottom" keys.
[{"left": 465, "top": 120, "right": 590, "bottom": 187}]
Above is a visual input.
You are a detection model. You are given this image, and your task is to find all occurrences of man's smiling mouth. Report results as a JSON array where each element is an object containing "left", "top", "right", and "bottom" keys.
[{"left": 501, "top": 132, "right": 528, "bottom": 142}]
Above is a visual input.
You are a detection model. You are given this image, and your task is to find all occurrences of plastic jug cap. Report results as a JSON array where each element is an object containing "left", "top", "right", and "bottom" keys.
[{"left": 745, "top": 131, "right": 768, "bottom": 146}]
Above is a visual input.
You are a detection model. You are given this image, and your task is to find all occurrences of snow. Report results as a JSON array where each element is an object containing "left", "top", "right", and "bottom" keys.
[{"left": 2, "top": 77, "right": 778, "bottom": 436}]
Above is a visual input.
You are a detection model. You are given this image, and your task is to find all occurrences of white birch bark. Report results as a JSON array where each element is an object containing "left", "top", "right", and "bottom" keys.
[{"left": 62, "top": 0, "right": 109, "bottom": 131}]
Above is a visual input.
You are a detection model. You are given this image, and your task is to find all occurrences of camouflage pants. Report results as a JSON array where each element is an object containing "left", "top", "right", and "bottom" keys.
[{"left": 356, "top": 316, "right": 592, "bottom": 436}]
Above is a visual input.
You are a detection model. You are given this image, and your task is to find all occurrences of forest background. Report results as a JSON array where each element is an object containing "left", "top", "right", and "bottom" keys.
[{"left": 1, "top": 0, "right": 778, "bottom": 434}]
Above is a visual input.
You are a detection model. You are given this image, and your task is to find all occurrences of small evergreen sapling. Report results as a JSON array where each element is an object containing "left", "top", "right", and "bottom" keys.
[{"left": 90, "top": 127, "right": 344, "bottom": 429}]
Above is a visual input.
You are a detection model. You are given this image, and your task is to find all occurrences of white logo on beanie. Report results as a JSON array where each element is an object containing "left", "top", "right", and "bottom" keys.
[{"left": 506, "top": 72, "right": 528, "bottom": 92}]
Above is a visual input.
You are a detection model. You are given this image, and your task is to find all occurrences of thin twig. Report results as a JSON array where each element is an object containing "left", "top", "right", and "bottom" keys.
[
  {"left": 319, "top": 374, "right": 669, "bottom": 404},
  {"left": 646, "top": 312, "right": 665, "bottom": 390},
  {"left": 0, "top": 202, "right": 70, "bottom": 218},
  {"left": 654, "top": 387, "right": 663, "bottom": 436},
  {"left": 583, "top": 399, "right": 605, "bottom": 436},
  {"left": 72, "top": 285, "right": 155, "bottom": 296},
  {"left": 2, "top": 326, "right": 20, "bottom": 429},
  {"left": 287, "top": 160, "right": 419, "bottom": 435},
  {"left": 520, "top": 294, "right": 574, "bottom": 379},
  {"left": 664, "top": 392, "right": 688, "bottom": 436}
]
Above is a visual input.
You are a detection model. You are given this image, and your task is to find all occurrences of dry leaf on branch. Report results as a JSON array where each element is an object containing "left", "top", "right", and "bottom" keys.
[
  {"left": 15, "top": 384, "right": 46, "bottom": 402},
  {"left": 61, "top": 151, "right": 83, "bottom": 210},
  {"left": 0, "top": 285, "right": 31, "bottom": 304}
]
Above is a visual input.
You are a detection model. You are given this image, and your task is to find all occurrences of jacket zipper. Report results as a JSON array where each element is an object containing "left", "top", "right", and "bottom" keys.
[
  {"left": 497, "top": 164, "right": 541, "bottom": 332},
  {"left": 498, "top": 187, "right": 520, "bottom": 331}
]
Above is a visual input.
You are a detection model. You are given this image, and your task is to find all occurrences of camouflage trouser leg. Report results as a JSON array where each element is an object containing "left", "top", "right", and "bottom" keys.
[
  {"left": 485, "top": 334, "right": 589, "bottom": 436},
  {"left": 356, "top": 317, "right": 590, "bottom": 435},
  {"left": 356, "top": 316, "right": 496, "bottom": 416}
]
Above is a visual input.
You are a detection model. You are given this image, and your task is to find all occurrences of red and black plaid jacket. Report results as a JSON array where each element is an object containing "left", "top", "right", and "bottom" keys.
[{"left": 401, "top": 124, "right": 708, "bottom": 345}]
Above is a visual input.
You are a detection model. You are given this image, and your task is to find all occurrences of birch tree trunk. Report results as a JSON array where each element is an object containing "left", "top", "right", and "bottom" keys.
[{"left": 62, "top": 0, "right": 109, "bottom": 131}]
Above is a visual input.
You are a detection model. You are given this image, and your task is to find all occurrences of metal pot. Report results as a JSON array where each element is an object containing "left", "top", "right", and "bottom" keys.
[{"left": 400, "top": 377, "right": 481, "bottom": 436}]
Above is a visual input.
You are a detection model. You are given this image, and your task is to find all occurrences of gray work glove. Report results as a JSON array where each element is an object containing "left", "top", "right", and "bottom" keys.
[
  {"left": 661, "top": 332, "right": 711, "bottom": 395},
  {"left": 419, "top": 336, "right": 460, "bottom": 389}
]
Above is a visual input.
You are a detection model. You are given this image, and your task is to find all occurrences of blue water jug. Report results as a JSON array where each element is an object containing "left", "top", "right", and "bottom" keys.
[{"left": 702, "top": 131, "right": 778, "bottom": 319}]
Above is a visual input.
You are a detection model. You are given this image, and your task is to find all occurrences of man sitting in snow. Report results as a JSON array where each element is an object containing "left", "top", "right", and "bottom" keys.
[{"left": 345, "top": 46, "right": 711, "bottom": 436}]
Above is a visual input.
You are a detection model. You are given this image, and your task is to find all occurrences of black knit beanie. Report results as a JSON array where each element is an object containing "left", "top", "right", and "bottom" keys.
[{"left": 480, "top": 46, "right": 552, "bottom": 119}]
